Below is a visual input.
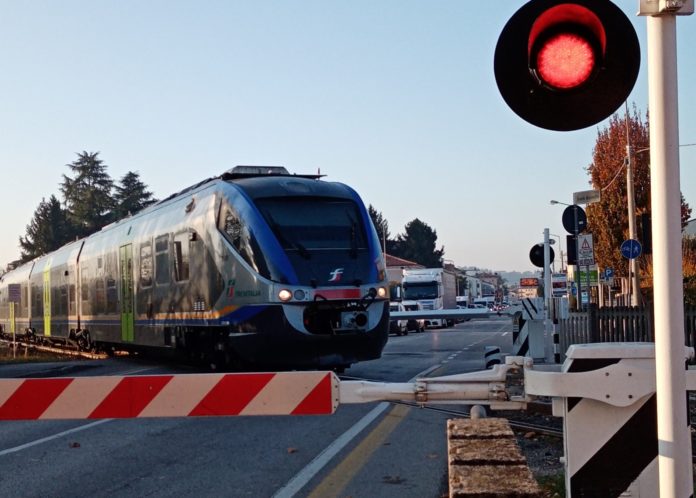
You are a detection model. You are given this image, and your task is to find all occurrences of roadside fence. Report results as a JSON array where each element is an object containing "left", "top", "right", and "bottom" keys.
[{"left": 557, "top": 304, "right": 696, "bottom": 363}]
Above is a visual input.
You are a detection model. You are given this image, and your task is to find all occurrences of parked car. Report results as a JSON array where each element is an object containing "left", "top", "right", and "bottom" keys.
[
  {"left": 403, "top": 301, "right": 426, "bottom": 332},
  {"left": 389, "top": 302, "right": 408, "bottom": 336}
]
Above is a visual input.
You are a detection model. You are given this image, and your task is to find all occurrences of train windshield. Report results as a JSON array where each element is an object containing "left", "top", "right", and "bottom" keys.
[{"left": 256, "top": 197, "right": 368, "bottom": 253}]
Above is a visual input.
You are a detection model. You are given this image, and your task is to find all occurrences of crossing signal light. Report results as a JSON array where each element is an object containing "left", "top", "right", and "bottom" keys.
[
  {"left": 566, "top": 235, "right": 577, "bottom": 265},
  {"left": 495, "top": 0, "right": 640, "bottom": 131}
]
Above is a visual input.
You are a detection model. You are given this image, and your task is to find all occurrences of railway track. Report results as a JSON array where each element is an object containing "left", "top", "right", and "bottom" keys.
[
  {"left": 342, "top": 375, "right": 696, "bottom": 465},
  {"left": 0, "top": 337, "right": 108, "bottom": 361},
  {"left": 395, "top": 401, "right": 564, "bottom": 438}
]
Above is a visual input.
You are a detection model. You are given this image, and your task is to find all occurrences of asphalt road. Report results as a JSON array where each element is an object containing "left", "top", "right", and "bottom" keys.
[{"left": 0, "top": 316, "right": 513, "bottom": 498}]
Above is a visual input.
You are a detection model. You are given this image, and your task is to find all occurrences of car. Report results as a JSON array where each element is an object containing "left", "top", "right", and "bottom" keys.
[
  {"left": 403, "top": 301, "right": 426, "bottom": 332},
  {"left": 389, "top": 302, "right": 408, "bottom": 336}
]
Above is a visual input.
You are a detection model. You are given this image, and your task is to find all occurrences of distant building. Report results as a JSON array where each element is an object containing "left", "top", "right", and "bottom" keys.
[
  {"left": 385, "top": 254, "right": 423, "bottom": 283},
  {"left": 385, "top": 254, "right": 423, "bottom": 301}
]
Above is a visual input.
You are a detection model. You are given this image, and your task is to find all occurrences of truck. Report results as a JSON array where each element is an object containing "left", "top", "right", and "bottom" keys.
[{"left": 402, "top": 267, "right": 457, "bottom": 328}]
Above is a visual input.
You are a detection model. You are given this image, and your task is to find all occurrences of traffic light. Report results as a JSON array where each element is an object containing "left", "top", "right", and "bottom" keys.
[
  {"left": 529, "top": 243, "right": 554, "bottom": 268},
  {"left": 495, "top": 0, "right": 640, "bottom": 131},
  {"left": 566, "top": 235, "right": 577, "bottom": 265},
  {"left": 640, "top": 212, "right": 652, "bottom": 255}
]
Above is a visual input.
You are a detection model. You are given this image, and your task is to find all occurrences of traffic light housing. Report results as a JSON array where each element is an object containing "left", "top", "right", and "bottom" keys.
[
  {"left": 566, "top": 235, "right": 577, "bottom": 265},
  {"left": 640, "top": 212, "right": 652, "bottom": 255},
  {"left": 529, "top": 243, "right": 554, "bottom": 268},
  {"left": 495, "top": 0, "right": 640, "bottom": 131}
]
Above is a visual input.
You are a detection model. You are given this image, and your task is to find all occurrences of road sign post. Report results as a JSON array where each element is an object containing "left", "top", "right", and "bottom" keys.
[
  {"left": 620, "top": 239, "right": 642, "bottom": 260},
  {"left": 560, "top": 205, "right": 587, "bottom": 311}
]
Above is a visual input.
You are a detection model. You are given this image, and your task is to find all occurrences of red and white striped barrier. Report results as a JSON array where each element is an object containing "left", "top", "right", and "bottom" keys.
[{"left": 0, "top": 371, "right": 338, "bottom": 420}]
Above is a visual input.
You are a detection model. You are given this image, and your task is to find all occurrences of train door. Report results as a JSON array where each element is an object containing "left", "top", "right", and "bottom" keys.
[
  {"left": 9, "top": 302, "right": 15, "bottom": 334},
  {"left": 43, "top": 260, "right": 51, "bottom": 337},
  {"left": 119, "top": 244, "right": 134, "bottom": 342}
]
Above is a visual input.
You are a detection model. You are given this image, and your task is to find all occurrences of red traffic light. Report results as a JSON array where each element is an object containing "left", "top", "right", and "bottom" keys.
[
  {"left": 495, "top": 0, "right": 640, "bottom": 131},
  {"left": 535, "top": 31, "right": 596, "bottom": 89}
]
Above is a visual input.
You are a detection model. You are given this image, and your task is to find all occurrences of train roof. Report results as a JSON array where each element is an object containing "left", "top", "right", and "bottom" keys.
[
  {"left": 154, "top": 165, "right": 324, "bottom": 206},
  {"left": 220, "top": 165, "right": 323, "bottom": 181},
  {"left": 230, "top": 175, "right": 355, "bottom": 201}
]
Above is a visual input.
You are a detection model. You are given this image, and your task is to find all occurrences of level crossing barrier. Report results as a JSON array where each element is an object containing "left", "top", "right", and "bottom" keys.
[{"left": 2, "top": 343, "right": 694, "bottom": 496}]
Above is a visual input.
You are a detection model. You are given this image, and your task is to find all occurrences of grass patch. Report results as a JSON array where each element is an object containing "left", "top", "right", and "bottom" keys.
[{"left": 537, "top": 473, "right": 565, "bottom": 497}]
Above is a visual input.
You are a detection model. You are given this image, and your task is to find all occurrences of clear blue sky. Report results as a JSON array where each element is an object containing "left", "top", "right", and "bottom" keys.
[{"left": 1, "top": 1, "right": 694, "bottom": 272}]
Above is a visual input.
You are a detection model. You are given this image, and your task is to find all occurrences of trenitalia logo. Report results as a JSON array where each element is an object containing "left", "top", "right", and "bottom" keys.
[{"left": 328, "top": 268, "right": 344, "bottom": 282}]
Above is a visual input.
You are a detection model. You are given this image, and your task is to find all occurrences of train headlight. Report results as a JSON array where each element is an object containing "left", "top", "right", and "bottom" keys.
[
  {"left": 376, "top": 287, "right": 387, "bottom": 299},
  {"left": 293, "top": 289, "right": 306, "bottom": 301},
  {"left": 278, "top": 289, "right": 292, "bottom": 302},
  {"left": 354, "top": 312, "right": 368, "bottom": 327}
]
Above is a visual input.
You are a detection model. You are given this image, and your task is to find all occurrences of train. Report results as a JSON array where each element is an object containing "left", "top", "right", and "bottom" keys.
[{"left": 0, "top": 166, "right": 390, "bottom": 371}]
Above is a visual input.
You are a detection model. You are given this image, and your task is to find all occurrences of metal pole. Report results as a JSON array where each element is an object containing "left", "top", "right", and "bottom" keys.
[
  {"left": 543, "top": 229, "right": 553, "bottom": 362},
  {"left": 574, "top": 206, "right": 582, "bottom": 311},
  {"left": 647, "top": 13, "right": 693, "bottom": 496},
  {"left": 625, "top": 115, "right": 640, "bottom": 307}
]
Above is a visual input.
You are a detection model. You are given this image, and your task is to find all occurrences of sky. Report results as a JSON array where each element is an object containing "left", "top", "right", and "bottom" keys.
[{"left": 1, "top": 0, "right": 695, "bottom": 273}]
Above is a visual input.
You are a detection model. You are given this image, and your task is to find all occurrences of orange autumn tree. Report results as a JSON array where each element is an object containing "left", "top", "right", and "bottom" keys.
[{"left": 586, "top": 106, "right": 691, "bottom": 302}]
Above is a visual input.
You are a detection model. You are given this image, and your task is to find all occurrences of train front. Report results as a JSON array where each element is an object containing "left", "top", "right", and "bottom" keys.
[{"left": 216, "top": 170, "right": 390, "bottom": 370}]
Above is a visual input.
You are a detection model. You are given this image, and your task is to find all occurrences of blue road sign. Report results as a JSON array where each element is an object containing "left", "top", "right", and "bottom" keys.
[
  {"left": 620, "top": 239, "right": 642, "bottom": 260},
  {"left": 604, "top": 267, "right": 614, "bottom": 279}
]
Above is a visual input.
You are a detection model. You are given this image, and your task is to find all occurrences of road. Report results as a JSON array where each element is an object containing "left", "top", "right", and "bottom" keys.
[{"left": 0, "top": 316, "right": 513, "bottom": 498}]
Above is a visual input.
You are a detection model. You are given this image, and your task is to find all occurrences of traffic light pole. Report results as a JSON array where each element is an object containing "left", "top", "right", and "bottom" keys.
[
  {"left": 543, "top": 228, "right": 553, "bottom": 362},
  {"left": 625, "top": 113, "right": 641, "bottom": 307},
  {"left": 573, "top": 205, "right": 582, "bottom": 311},
  {"left": 646, "top": 12, "right": 693, "bottom": 496}
]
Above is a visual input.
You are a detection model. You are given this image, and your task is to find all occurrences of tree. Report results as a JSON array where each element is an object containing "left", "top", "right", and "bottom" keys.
[
  {"left": 18, "top": 195, "right": 74, "bottom": 262},
  {"left": 642, "top": 236, "right": 696, "bottom": 306},
  {"left": 60, "top": 151, "right": 115, "bottom": 238},
  {"left": 113, "top": 171, "right": 157, "bottom": 220},
  {"left": 392, "top": 218, "right": 444, "bottom": 267},
  {"left": 586, "top": 106, "right": 691, "bottom": 280},
  {"left": 367, "top": 204, "right": 390, "bottom": 252}
]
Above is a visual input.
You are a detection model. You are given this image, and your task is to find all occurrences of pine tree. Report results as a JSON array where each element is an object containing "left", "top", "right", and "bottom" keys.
[
  {"left": 19, "top": 195, "right": 74, "bottom": 261},
  {"left": 60, "top": 151, "right": 116, "bottom": 238},
  {"left": 367, "top": 205, "right": 390, "bottom": 253},
  {"left": 113, "top": 171, "right": 157, "bottom": 220},
  {"left": 393, "top": 218, "right": 445, "bottom": 267}
]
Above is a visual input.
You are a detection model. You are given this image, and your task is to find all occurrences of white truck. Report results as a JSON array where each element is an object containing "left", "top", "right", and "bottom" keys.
[{"left": 402, "top": 267, "right": 458, "bottom": 328}]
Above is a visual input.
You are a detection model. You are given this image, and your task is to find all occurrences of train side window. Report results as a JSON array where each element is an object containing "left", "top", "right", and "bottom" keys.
[
  {"left": 173, "top": 232, "right": 190, "bottom": 282},
  {"left": 80, "top": 264, "right": 89, "bottom": 301},
  {"left": 155, "top": 234, "right": 170, "bottom": 285},
  {"left": 218, "top": 204, "right": 257, "bottom": 271},
  {"left": 69, "top": 284, "right": 75, "bottom": 312},
  {"left": 106, "top": 278, "right": 117, "bottom": 313},
  {"left": 59, "top": 285, "right": 68, "bottom": 315},
  {"left": 95, "top": 279, "right": 106, "bottom": 314},
  {"left": 140, "top": 243, "right": 153, "bottom": 287}
]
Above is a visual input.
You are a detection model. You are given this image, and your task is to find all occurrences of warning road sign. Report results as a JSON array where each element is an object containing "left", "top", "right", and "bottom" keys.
[{"left": 577, "top": 234, "right": 595, "bottom": 266}]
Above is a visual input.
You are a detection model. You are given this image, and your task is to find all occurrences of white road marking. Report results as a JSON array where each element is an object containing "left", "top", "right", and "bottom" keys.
[
  {"left": 272, "top": 402, "right": 390, "bottom": 498},
  {"left": 0, "top": 364, "right": 160, "bottom": 455},
  {"left": 272, "top": 363, "right": 444, "bottom": 498},
  {"left": 0, "top": 419, "right": 112, "bottom": 457}
]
